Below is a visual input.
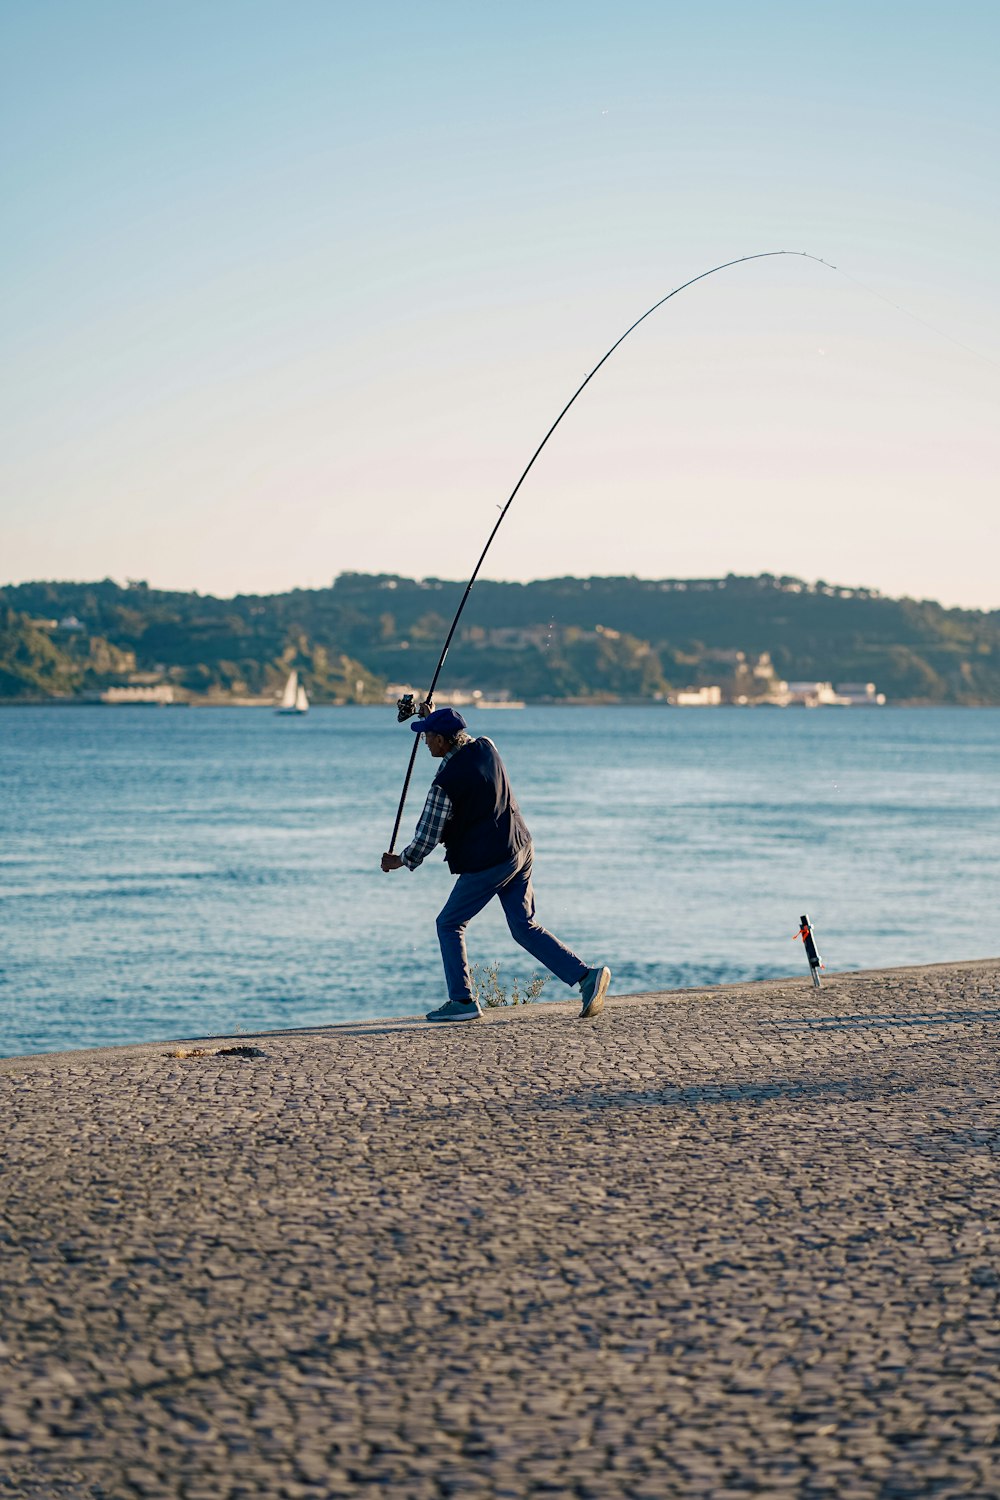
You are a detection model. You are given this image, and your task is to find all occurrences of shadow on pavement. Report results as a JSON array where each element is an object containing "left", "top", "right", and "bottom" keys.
[
  {"left": 770, "top": 1006, "right": 1000, "bottom": 1032},
  {"left": 520, "top": 1073, "right": 922, "bottom": 1113}
]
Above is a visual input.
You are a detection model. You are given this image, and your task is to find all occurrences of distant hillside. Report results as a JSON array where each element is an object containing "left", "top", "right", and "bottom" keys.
[{"left": 2, "top": 573, "right": 999, "bottom": 704}]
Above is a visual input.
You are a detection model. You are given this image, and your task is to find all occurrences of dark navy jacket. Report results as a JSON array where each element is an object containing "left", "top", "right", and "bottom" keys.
[{"left": 433, "top": 737, "right": 531, "bottom": 874}]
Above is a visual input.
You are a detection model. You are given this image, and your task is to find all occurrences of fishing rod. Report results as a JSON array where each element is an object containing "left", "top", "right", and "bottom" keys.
[{"left": 387, "top": 249, "right": 835, "bottom": 852}]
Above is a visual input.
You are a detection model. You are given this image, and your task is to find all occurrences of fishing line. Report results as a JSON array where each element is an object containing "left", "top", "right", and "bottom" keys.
[
  {"left": 386, "top": 248, "right": 836, "bottom": 852},
  {"left": 832, "top": 265, "right": 1000, "bottom": 375}
]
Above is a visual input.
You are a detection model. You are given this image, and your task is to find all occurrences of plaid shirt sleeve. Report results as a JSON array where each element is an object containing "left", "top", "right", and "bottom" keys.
[{"left": 401, "top": 783, "right": 453, "bottom": 869}]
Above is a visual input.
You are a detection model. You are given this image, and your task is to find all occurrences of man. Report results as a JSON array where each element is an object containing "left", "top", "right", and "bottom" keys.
[{"left": 381, "top": 706, "right": 611, "bottom": 1023}]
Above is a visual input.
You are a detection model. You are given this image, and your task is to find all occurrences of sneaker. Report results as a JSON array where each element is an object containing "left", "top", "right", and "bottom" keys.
[
  {"left": 425, "top": 999, "right": 484, "bottom": 1023},
  {"left": 578, "top": 965, "right": 610, "bottom": 1019}
]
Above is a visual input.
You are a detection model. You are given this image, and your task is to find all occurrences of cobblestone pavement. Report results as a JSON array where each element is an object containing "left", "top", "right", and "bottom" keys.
[{"left": 2, "top": 960, "right": 1000, "bottom": 1499}]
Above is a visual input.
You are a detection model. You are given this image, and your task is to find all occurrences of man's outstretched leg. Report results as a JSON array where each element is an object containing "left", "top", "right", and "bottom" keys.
[
  {"left": 497, "top": 849, "right": 611, "bottom": 1019},
  {"left": 428, "top": 864, "right": 506, "bottom": 1022}
]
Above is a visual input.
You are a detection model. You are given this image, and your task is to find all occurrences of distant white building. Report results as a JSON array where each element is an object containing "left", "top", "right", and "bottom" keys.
[
  {"left": 785, "top": 681, "right": 841, "bottom": 707},
  {"left": 672, "top": 685, "right": 722, "bottom": 707},
  {"left": 784, "top": 680, "right": 886, "bottom": 707},
  {"left": 101, "top": 685, "right": 175, "bottom": 704},
  {"left": 835, "top": 682, "right": 887, "bottom": 705}
]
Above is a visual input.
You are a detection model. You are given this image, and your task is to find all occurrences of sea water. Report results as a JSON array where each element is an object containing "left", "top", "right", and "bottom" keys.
[{"left": 1, "top": 704, "right": 998, "bottom": 1056}]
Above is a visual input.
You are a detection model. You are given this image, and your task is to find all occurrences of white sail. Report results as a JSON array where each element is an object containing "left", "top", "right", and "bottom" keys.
[{"left": 276, "top": 670, "right": 307, "bottom": 713}]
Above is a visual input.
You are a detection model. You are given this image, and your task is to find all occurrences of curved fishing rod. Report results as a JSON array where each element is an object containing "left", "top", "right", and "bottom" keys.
[{"left": 387, "top": 249, "right": 835, "bottom": 852}]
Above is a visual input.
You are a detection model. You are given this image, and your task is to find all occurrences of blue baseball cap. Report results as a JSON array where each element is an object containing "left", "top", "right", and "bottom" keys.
[{"left": 411, "top": 707, "right": 468, "bottom": 738}]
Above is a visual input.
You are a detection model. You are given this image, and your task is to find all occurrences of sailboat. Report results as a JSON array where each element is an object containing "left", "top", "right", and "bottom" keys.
[{"left": 276, "top": 669, "right": 309, "bottom": 715}]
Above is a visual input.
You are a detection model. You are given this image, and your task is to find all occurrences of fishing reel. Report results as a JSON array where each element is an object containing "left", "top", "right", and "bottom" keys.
[{"left": 396, "top": 694, "right": 433, "bottom": 722}]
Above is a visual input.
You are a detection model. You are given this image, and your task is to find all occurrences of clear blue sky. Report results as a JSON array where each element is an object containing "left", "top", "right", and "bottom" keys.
[{"left": 2, "top": 0, "right": 998, "bottom": 607}]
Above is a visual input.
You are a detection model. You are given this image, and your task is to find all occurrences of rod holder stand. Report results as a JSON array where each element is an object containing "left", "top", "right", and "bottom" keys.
[{"left": 798, "top": 913, "right": 823, "bottom": 988}]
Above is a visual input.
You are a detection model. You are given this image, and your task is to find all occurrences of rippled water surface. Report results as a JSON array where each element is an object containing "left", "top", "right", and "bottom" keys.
[{"left": 1, "top": 705, "right": 998, "bottom": 1055}]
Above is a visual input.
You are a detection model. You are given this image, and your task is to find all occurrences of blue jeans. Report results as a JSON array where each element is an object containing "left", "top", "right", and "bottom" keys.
[{"left": 435, "top": 844, "right": 588, "bottom": 1001}]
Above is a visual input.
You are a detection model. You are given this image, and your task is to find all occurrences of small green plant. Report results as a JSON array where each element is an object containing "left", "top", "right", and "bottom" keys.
[{"left": 470, "top": 961, "right": 549, "bottom": 1007}]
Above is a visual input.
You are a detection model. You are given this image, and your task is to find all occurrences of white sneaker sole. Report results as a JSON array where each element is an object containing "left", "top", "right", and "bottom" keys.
[{"left": 580, "top": 966, "right": 610, "bottom": 1019}]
